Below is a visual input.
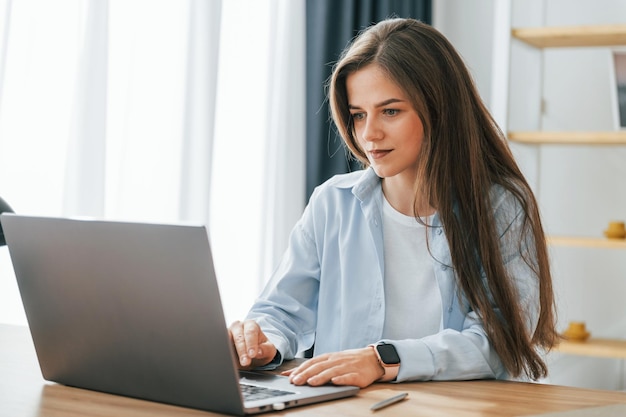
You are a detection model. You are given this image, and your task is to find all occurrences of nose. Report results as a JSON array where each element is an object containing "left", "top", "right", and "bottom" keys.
[{"left": 361, "top": 117, "right": 382, "bottom": 142}]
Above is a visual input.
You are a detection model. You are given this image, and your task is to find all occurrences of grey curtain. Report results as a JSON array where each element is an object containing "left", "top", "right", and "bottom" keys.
[{"left": 305, "top": 0, "right": 432, "bottom": 199}]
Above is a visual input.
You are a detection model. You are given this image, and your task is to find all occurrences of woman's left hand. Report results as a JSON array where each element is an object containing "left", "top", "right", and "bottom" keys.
[{"left": 282, "top": 347, "right": 385, "bottom": 388}]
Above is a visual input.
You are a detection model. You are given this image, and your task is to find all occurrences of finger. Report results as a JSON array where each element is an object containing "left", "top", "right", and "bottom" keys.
[
  {"left": 330, "top": 372, "right": 371, "bottom": 388},
  {"left": 297, "top": 357, "right": 354, "bottom": 386},
  {"left": 228, "top": 321, "right": 252, "bottom": 367},
  {"left": 303, "top": 363, "right": 377, "bottom": 388},
  {"left": 287, "top": 355, "right": 327, "bottom": 384},
  {"left": 242, "top": 320, "right": 263, "bottom": 360},
  {"left": 289, "top": 356, "right": 334, "bottom": 385},
  {"left": 293, "top": 361, "right": 354, "bottom": 386},
  {"left": 248, "top": 340, "right": 277, "bottom": 368}
]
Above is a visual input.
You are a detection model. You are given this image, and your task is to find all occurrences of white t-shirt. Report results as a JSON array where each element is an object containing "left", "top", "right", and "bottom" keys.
[{"left": 381, "top": 196, "right": 443, "bottom": 340}]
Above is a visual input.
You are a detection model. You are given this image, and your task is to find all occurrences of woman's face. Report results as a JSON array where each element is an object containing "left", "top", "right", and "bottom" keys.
[{"left": 346, "top": 64, "right": 425, "bottom": 182}]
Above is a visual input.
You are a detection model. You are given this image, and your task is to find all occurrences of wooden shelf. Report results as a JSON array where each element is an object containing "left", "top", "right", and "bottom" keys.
[
  {"left": 548, "top": 236, "right": 626, "bottom": 249},
  {"left": 508, "top": 131, "right": 626, "bottom": 145},
  {"left": 510, "top": 24, "right": 626, "bottom": 363},
  {"left": 555, "top": 338, "right": 626, "bottom": 359},
  {"left": 512, "top": 24, "right": 626, "bottom": 48}
]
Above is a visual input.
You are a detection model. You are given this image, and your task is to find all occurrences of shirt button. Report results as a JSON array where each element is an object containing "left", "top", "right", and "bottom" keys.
[
  {"left": 436, "top": 228, "right": 443, "bottom": 235},
  {"left": 441, "top": 265, "right": 447, "bottom": 271}
]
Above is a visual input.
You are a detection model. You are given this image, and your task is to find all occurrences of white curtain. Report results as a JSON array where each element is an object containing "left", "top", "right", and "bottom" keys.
[
  {"left": 259, "top": 1, "right": 306, "bottom": 283},
  {"left": 0, "top": 0, "right": 305, "bottom": 325},
  {"left": 64, "top": 0, "right": 108, "bottom": 217}
]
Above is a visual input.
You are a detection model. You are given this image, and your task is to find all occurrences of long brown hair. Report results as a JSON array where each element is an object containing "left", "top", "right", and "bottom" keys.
[{"left": 329, "top": 18, "right": 557, "bottom": 380}]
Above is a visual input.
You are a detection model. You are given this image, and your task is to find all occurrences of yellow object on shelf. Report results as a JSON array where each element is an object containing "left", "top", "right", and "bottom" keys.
[
  {"left": 562, "top": 321, "right": 590, "bottom": 342},
  {"left": 604, "top": 221, "right": 626, "bottom": 239}
]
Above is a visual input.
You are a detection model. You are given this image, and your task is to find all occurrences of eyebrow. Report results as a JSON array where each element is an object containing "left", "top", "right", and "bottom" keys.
[{"left": 348, "top": 98, "right": 406, "bottom": 110}]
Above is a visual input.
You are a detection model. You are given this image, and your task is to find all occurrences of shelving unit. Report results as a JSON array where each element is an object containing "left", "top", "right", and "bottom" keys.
[
  {"left": 511, "top": 25, "right": 626, "bottom": 48},
  {"left": 548, "top": 236, "right": 626, "bottom": 250},
  {"left": 509, "top": 24, "right": 626, "bottom": 359},
  {"left": 508, "top": 131, "right": 626, "bottom": 145},
  {"left": 509, "top": 24, "right": 626, "bottom": 148},
  {"left": 557, "top": 339, "right": 626, "bottom": 359}
]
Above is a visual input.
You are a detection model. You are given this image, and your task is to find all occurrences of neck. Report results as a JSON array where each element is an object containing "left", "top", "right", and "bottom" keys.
[{"left": 382, "top": 177, "right": 435, "bottom": 217}]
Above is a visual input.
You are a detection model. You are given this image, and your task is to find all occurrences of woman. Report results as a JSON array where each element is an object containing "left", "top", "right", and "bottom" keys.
[{"left": 228, "top": 18, "right": 557, "bottom": 388}]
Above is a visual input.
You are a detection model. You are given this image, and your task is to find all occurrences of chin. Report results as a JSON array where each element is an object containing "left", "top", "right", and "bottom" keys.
[{"left": 371, "top": 166, "right": 396, "bottom": 179}]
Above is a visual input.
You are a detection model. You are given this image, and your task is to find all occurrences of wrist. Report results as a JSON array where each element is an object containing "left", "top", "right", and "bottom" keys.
[{"left": 369, "top": 342, "right": 400, "bottom": 382}]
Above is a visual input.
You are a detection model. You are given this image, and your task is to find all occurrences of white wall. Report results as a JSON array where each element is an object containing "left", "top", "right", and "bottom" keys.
[
  {"left": 434, "top": 0, "right": 626, "bottom": 390},
  {"left": 433, "top": 0, "right": 496, "bottom": 114}
]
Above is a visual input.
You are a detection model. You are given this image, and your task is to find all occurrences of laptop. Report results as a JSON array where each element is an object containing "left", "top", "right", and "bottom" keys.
[{"left": 0, "top": 213, "right": 359, "bottom": 415}]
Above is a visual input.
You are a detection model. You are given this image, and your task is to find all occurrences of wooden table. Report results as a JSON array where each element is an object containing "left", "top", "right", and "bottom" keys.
[{"left": 2, "top": 323, "right": 626, "bottom": 417}]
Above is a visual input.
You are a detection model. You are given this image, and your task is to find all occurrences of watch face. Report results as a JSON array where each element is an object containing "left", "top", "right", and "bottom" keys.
[{"left": 376, "top": 343, "right": 400, "bottom": 365}]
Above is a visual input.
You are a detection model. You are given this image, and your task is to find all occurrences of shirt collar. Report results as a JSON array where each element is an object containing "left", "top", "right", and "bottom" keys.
[{"left": 351, "top": 167, "right": 381, "bottom": 202}]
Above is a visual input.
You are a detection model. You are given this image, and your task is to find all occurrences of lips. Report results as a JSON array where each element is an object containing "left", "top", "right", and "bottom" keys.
[{"left": 368, "top": 149, "right": 391, "bottom": 160}]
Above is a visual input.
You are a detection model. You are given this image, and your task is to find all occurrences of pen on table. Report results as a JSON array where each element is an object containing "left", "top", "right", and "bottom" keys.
[{"left": 370, "top": 392, "right": 409, "bottom": 411}]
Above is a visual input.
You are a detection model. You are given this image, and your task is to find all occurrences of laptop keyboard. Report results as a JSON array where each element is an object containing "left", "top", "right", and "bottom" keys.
[{"left": 240, "top": 383, "right": 295, "bottom": 401}]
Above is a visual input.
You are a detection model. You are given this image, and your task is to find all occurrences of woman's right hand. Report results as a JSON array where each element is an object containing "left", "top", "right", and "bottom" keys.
[{"left": 228, "top": 320, "right": 277, "bottom": 369}]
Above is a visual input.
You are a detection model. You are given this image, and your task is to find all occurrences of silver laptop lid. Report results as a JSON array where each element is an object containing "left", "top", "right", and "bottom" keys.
[{"left": 1, "top": 214, "right": 246, "bottom": 415}]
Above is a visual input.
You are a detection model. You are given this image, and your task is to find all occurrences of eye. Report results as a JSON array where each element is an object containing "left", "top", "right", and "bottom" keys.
[
  {"left": 383, "top": 109, "right": 400, "bottom": 116},
  {"left": 350, "top": 112, "right": 365, "bottom": 121}
]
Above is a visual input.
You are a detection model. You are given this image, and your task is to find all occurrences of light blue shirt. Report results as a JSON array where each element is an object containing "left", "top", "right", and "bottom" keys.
[{"left": 247, "top": 167, "right": 540, "bottom": 382}]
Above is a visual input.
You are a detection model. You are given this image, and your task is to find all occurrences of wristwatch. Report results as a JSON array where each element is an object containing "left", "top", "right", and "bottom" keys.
[{"left": 369, "top": 342, "right": 400, "bottom": 382}]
